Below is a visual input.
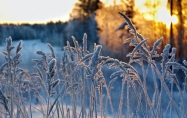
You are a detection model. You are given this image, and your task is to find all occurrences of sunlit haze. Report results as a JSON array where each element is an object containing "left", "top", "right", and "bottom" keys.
[{"left": 135, "top": 0, "right": 178, "bottom": 28}]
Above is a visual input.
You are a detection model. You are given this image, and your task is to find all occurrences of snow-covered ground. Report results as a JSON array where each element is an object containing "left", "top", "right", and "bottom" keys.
[
  {"left": 0, "top": 39, "right": 186, "bottom": 117},
  {"left": 0, "top": 39, "right": 62, "bottom": 72},
  {"left": 0, "top": 39, "right": 63, "bottom": 117}
]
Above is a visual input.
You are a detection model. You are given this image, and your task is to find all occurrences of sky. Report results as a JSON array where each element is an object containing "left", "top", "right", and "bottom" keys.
[
  {"left": 0, "top": 0, "right": 112, "bottom": 24},
  {"left": 0, "top": 0, "right": 177, "bottom": 25},
  {"left": 0, "top": 0, "right": 121, "bottom": 24},
  {"left": 0, "top": 0, "right": 78, "bottom": 24}
]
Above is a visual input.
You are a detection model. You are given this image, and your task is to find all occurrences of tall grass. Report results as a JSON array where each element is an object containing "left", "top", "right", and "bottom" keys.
[{"left": 0, "top": 12, "right": 186, "bottom": 118}]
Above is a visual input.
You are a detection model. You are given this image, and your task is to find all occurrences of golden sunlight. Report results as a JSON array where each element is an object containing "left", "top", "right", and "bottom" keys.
[
  {"left": 0, "top": 0, "right": 77, "bottom": 24},
  {"left": 101, "top": 0, "right": 121, "bottom": 6},
  {"left": 135, "top": 0, "right": 178, "bottom": 28},
  {"left": 156, "top": 7, "right": 178, "bottom": 27}
]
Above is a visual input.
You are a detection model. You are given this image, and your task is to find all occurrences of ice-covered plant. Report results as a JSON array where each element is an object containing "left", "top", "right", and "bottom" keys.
[
  {"left": 0, "top": 37, "right": 31, "bottom": 118},
  {"left": 116, "top": 12, "right": 187, "bottom": 118},
  {"left": 60, "top": 34, "right": 116, "bottom": 118},
  {"left": 0, "top": 11, "right": 186, "bottom": 118},
  {"left": 31, "top": 43, "right": 60, "bottom": 118}
]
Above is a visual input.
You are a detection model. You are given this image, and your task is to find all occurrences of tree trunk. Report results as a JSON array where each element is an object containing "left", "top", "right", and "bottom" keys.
[
  {"left": 170, "top": 0, "right": 175, "bottom": 49},
  {"left": 177, "top": 0, "right": 184, "bottom": 63}
]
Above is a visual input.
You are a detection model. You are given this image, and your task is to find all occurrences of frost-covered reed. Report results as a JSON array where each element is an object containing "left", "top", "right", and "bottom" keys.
[{"left": 0, "top": 12, "right": 186, "bottom": 118}]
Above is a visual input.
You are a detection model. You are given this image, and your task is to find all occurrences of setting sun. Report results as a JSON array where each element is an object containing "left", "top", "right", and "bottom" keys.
[
  {"left": 155, "top": 7, "right": 178, "bottom": 27},
  {"left": 135, "top": 0, "right": 178, "bottom": 28}
]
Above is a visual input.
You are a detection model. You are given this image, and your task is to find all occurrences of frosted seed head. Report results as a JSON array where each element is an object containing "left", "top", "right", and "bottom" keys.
[
  {"left": 118, "top": 12, "right": 137, "bottom": 37},
  {"left": 50, "top": 79, "right": 60, "bottom": 88},
  {"left": 23, "top": 80, "right": 30, "bottom": 86},
  {"left": 2, "top": 51, "right": 8, "bottom": 57},
  {"left": 48, "top": 59, "right": 56, "bottom": 73},
  {"left": 171, "top": 47, "right": 176, "bottom": 55},
  {"left": 36, "top": 51, "right": 45, "bottom": 56},
  {"left": 153, "top": 38, "right": 162, "bottom": 49},
  {"left": 83, "top": 33, "right": 88, "bottom": 53},
  {"left": 6, "top": 37, "right": 12, "bottom": 50},
  {"left": 137, "top": 33, "right": 145, "bottom": 41},
  {"left": 16, "top": 40, "right": 22, "bottom": 54},
  {"left": 164, "top": 44, "right": 171, "bottom": 52},
  {"left": 116, "top": 22, "right": 128, "bottom": 31},
  {"left": 90, "top": 45, "right": 102, "bottom": 66},
  {"left": 47, "top": 43, "right": 56, "bottom": 58},
  {"left": 183, "top": 60, "right": 187, "bottom": 66},
  {"left": 9, "top": 46, "right": 15, "bottom": 52}
]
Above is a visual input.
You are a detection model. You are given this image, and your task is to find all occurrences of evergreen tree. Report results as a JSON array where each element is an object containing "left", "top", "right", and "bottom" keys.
[
  {"left": 176, "top": 0, "right": 184, "bottom": 62},
  {"left": 0, "top": 25, "right": 3, "bottom": 44},
  {"left": 68, "top": 0, "right": 102, "bottom": 51},
  {"left": 95, "top": 0, "right": 135, "bottom": 60},
  {"left": 71, "top": 0, "right": 102, "bottom": 19}
]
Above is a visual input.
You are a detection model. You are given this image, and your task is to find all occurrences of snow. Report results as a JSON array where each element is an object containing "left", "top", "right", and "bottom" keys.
[{"left": 0, "top": 39, "right": 62, "bottom": 72}]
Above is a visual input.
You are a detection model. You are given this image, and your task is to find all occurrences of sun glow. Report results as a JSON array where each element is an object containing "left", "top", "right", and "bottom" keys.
[
  {"left": 101, "top": 0, "right": 121, "bottom": 6},
  {"left": 155, "top": 7, "right": 178, "bottom": 27},
  {"left": 135, "top": 0, "right": 178, "bottom": 28}
]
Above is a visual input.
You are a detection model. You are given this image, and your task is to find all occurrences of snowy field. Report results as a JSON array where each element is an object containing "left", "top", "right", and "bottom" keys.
[
  {"left": 0, "top": 39, "right": 186, "bottom": 118},
  {"left": 0, "top": 39, "right": 62, "bottom": 72}
]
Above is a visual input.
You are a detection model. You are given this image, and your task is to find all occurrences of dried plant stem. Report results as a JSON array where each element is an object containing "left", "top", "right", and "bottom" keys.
[
  {"left": 99, "top": 83, "right": 103, "bottom": 118},
  {"left": 104, "top": 81, "right": 114, "bottom": 115},
  {"left": 154, "top": 66, "right": 181, "bottom": 117},
  {"left": 8, "top": 50, "right": 14, "bottom": 118},
  {"left": 90, "top": 84, "right": 94, "bottom": 118},
  {"left": 92, "top": 80, "right": 97, "bottom": 118},
  {"left": 118, "top": 78, "right": 125, "bottom": 118},
  {"left": 72, "top": 75, "right": 77, "bottom": 118},
  {"left": 81, "top": 68, "right": 86, "bottom": 118},
  {"left": 127, "top": 81, "right": 130, "bottom": 118},
  {"left": 170, "top": 82, "right": 173, "bottom": 118},
  {"left": 131, "top": 82, "right": 146, "bottom": 118}
]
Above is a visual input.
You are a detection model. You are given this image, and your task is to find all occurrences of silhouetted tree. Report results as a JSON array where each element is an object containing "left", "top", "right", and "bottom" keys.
[
  {"left": 71, "top": 0, "right": 102, "bottom": 19},
  {"left": 120, "top": 0, "right": 134, "bottom": 18},
  {"left": 168, "top": 0, "right": 175, "bottom": 50},
  {"left": 0, "top": 22, "right": 67, "bottom": 47},
  {"left": 177, "top": 0, "right": 184, "bottom": 63},
  {"left": 95, "top": 0, "right": 135, "bottom": 60},
  {"left": 69, "top": 0, "right": 102, "bottom": 50},
  {"left": 0, "top": 25, "right": 3, "bottom": 44}
]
